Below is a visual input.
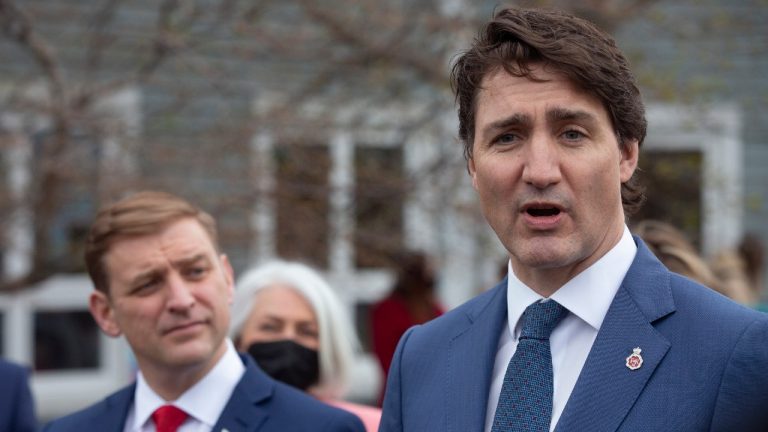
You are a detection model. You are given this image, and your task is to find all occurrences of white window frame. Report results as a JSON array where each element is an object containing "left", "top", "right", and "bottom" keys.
[
  {"left": 250, "top": 98, "right": 459, "bottom": 403},
  {"left": 644, "top": 103, "right": 743, "bottom": 256},
  {"left": 0, "top": 83, "right": 141, "bottom": 420},
  {"left": 1, "top": 84, "right": 141, "bottom": 281},
  {"left": 0, "top": 275, "right": 133, "bottom": 421}
]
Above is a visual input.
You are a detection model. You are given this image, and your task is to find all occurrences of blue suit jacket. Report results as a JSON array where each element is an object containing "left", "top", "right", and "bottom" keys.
[
  {"left": 44, "top": 354, "right": 364, "bottom": 432},
  {"left": 0, "top": 359, "right": 37, "bottom": 432},
  {"left": 380, "top": 238, "right": 768, "bottom": 431}
]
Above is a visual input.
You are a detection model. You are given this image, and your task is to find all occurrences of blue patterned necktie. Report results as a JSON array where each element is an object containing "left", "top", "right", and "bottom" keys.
[{"left": 491, "top": 300, "right": 567, "bottom": 432}]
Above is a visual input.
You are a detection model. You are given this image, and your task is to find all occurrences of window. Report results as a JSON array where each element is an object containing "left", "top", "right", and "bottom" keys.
[
  {"left": 0, "top": 126, "right": 32, "bottom": 281},
  {"left": 1, "top": 85, "right": 140, "bottom": 280},
  {"left": 34, "top": 310, "right": 100, "bottom": 371},
  {"left": 3, "top": 275, "right": 134, "bottom": 420},
  {"left": 635, "top": 151, "right": 703, "bottom": 248},
  {"left": 354, "top": 146, "right": 405, "bottom": 268},
  {"left": 641, "top": 104, "right": 743, "bottom": 255},
  {"left": 268, "top": 140, "right": 407, "bottom": 270},
  {"left": 354, "top": 302, "right": 376, "bottom": 353},
  {"left": 31, "top": 128, "right": 99, "bottom": 273},
  {"left": 275, "top": 143, "right": 331, "bottom": 268},
  {"left": 250, "top": 113, "right": 435, "bottom": 406}
]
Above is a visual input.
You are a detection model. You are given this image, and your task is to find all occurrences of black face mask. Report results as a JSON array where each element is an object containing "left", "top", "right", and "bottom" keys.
[{"left": 246, "top": 340, "right": 320, "bottom": 391}]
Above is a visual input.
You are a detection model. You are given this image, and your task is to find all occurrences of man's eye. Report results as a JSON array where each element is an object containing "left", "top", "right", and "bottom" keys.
[
  {"left": 133, "top": 279, "right": 159, "bottom": 294},
  {"left": 562, "top": 129, "right": 584, "bottom": 140},
  {"left": 494, "top": 133, "right": 518, "bottom": 144},
  {"left": 185, "top": 267, "right": 207, "bottom": 279}
]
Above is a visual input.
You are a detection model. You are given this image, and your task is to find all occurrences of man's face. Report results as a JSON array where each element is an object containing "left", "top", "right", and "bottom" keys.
[
  {"left": 469, "top": 66, "right": 638, "bottom": 293},
  {"left": 89, "top": 218, "right": 234, "bottom": 375}
]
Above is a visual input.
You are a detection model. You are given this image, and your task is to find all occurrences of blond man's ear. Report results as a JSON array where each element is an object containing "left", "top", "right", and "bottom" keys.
[{"left": 89, "top": 291, "right": 122, "bottom": 338}]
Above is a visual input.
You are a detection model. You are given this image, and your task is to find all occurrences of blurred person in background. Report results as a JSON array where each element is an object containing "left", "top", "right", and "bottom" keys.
[
  {"left": 370, "top": 251, "right": 444, "bottom": 404},
  {"left": 632, "top": 220, "right": 726, "bottom": 294},
  {"left": 0, "top": 357, "right": 37, "bottom": 432},
  {"left": 738, "top": 233, "right": 765, "bottom": 295},
  {"left": 635, "top": 220, "right": 767, "bottom": 309},
  {"left": 711, "top": 233, "right": 767, "bottom": 311},
  {"left": 230, "top": 260, "right": 381, "bottom": 432},
  {"left": 737, "top": 233, "right": 767, "bottom": 310},
  {"left": 44, "top": 191, "right": 364, "bottom": 432}
]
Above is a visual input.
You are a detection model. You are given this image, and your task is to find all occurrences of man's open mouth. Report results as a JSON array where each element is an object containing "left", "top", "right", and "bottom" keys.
[{"left": 525, "top": 206, "right": 561, "bottom": 217}]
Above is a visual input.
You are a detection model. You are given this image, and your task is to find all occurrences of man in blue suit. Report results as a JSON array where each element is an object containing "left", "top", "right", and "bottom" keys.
[
  {"left": 44, "top": 191, "right": 363, "bottom": 432},
  {"left": 0, "top": 358, "right": 37, "bottom": 432},
  {"left": 380, "top": 7, "right": 768, "bottom": 432}
]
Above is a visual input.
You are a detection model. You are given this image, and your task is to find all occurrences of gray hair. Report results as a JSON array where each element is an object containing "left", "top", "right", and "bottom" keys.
[{"left": 230, "top": 260, "right": 359, "bottom": 398}]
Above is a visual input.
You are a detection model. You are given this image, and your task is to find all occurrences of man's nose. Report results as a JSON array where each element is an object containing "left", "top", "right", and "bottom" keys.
[
  {"left": 166, "top": 274, "right": 195, "bottom": 311},
  {"left": 521, "top": 136, "right": 562, "bottom": 189}
]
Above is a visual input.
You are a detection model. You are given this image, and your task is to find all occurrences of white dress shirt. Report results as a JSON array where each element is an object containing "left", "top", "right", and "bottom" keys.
[
  {"left": 123, "top": 339, "right": 246, "bottom": 432},
  {"left": 484, "top": 226, "right": 637, "bottom": 432}
]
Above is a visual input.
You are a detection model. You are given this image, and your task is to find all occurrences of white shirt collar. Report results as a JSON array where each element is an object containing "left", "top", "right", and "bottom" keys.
[
  {"left": 131, "top": 339, "right": 245, "bottom": 430},
  {"left": 506, "top": 226, "right": 637, "bottom": 338}
]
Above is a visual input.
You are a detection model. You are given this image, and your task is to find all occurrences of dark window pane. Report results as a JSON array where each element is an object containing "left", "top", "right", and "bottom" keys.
[
  {"left": 355, "top": 146, "right": 404, "bottom": 268},
  {"left": 34, "top": 310, "right": 100, "bottom": 371},
  {"left": 32, "top": 129, "right": 98, "bottom": 273},
  {"left": 355, "top": 302, "right": 373, "bottom": 352},
  {"left": 275, "top": 143, "right": 330, "bottom": 268},
  {"left": 634, "top": 150, "right": 703, "bottom": 248}
]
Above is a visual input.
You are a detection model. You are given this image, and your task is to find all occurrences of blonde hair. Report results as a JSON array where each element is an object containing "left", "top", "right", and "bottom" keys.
[
  {"left": 84, "top": 190, "right": 218, "bottom": 294},
  {"left": 633, "top": 220, "right": 724, "bottom": 294},
  {"left": 711, "top": 250, "right": 758, "bottom": 305}
]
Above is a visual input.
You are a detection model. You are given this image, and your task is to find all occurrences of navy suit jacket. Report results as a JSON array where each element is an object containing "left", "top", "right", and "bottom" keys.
[
  {"left": 0, "top": 359, "right": 37, "bottom": 432},
  {"left": 380, "top": 237, "right": 768, "bottom": 431},
  {"left": 44, "top": 354, "right": 364, "bottom": 432}
]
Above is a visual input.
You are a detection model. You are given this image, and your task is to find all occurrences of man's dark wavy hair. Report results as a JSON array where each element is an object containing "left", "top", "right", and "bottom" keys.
[{"left": 450, "top": 7, "right": 647, "bottom": 215}]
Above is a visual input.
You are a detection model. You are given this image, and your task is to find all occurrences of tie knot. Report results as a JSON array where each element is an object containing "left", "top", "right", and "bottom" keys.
[
  {"left": 520, "top": 300, "right": 566, "bottom": 340},
  {"left": 152, "top": 405, "right": 188, "bottom": 432}
]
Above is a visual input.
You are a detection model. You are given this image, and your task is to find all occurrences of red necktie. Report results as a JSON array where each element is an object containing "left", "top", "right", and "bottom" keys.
[{"left": 152, "top": 405, "right": 188, "bottom": 432}]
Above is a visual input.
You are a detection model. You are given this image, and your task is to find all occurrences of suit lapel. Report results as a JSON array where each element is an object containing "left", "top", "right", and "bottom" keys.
[
  {"left": 555, "top": 238, "right": 675, "bottom": 432},
  {"left": 211, "top": 355, "right": 272, "bottom": 432},
  {"left": 102, "top": 384, "right": 136, "bottom": 432},
  {"left": 446, "top": 282, "right": 508, "bottom": 432}
]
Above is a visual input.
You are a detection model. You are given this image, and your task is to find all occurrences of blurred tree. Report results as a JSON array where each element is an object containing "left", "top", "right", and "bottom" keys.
[{"left": 3, "top": 0, "right": 764, "bottom": 292}]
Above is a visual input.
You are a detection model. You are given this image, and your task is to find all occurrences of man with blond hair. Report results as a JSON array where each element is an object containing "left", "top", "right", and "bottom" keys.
[{"left": 44, "top": 191, "right": 364, "bottom": 432}]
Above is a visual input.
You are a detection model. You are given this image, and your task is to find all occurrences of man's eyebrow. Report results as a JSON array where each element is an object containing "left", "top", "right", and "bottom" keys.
[
  {"left": 173, "top": 253, "right": 209, "bottom": 268},
  {"left": 129, "top": 268, "right": 164, "bottom": 286},
  {"left": 546, "top": 107, "right": 597, "bottom": 124},
  {"left": 479, "top": 113, "right": 531, "bottom": 140}
]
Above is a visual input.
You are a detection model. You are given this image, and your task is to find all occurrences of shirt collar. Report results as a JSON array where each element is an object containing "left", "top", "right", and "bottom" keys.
[
  {"left": 506, "top": 225, "right": 637, "bottom": 337},
  {"left": 131, "top": 339, "right": 245, "bottom": 430}
]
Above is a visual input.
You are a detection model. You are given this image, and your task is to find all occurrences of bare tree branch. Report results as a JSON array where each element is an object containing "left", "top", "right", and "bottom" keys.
[
  {"left": 297, "top": 0, "right": 448, "bottom": 87},
  {"left": 0, "top": 0, "right": 66, "bottom": 110},
  {"left": 71, "top": 0, "right": 186, "bottom": 110}
]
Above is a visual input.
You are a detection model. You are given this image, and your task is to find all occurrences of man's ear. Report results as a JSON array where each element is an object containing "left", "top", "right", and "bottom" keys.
[
  {"left": 619, "top": 139, "right": 640, "bottom": 182},
  {"left": 220, "top": 254, "right": 235, "bottom": 304},
  {"left": 468, "top": 157, "right": 479, "bottom": 190},
  {"left": 89, "top": 291, "right": 122, "bottom": 338}
]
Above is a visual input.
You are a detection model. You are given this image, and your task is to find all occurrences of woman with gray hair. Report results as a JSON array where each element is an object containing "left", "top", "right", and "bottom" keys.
[{"left": 230, "top": 260, "right": 381, "bottom": 431}]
